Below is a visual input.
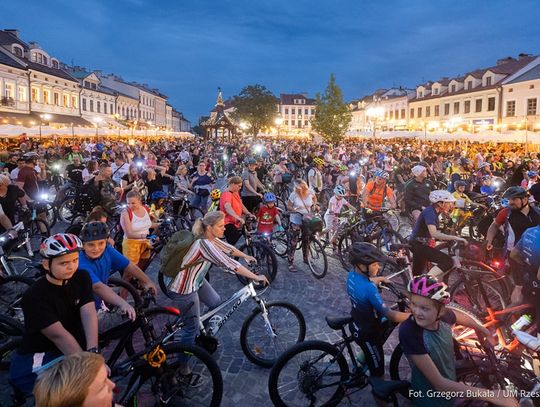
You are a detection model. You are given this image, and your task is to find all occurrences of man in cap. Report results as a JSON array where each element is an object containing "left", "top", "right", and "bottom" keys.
[{"left": 404, "top": 165, "right": 433, "bottom": 223}]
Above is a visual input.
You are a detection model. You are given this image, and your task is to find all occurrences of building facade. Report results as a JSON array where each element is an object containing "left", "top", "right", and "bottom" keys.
[
  {"left": 278, "top": 93, "right": 316, "bottom": 134},
  {"left": 0, "top": 46, "right": 29, "bottom": 116}
]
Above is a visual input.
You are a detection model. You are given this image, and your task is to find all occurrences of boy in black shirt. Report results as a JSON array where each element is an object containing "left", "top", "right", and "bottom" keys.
[{"left": 10, "top": 233, "right": 98, "bottom": 395}]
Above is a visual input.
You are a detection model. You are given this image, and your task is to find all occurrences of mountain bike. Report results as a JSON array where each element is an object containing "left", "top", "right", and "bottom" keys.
[{"left": 268, "top": 282, "right": 409, "bottom": 407}]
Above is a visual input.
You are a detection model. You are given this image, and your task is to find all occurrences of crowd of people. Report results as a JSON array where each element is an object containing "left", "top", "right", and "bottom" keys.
[{"left": 0, "top": 135, "right": 538, "bottom": 406}]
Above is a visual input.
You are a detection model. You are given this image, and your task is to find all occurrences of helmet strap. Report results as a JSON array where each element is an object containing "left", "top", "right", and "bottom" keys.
[{"left": 46, "top": 259, "right": 69, "bottom": 286}]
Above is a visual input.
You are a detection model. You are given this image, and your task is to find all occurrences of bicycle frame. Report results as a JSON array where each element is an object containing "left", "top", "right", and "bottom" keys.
[{"left": 198, "top": 283, "right": 273, "bottom": 337}]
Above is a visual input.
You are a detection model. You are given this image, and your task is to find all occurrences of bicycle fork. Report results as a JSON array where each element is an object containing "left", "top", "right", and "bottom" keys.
[{"left": 254, "top": 296, "right": 277, "bottom": 338}]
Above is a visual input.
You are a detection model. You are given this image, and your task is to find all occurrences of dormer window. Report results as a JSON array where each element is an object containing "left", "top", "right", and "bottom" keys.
[
  {"left": 486, "top": 76, "right": 492, "bottom": 86},
  {"left": 451, "top": 84, "right": 456, "bottom": 93},
  {"left": 419, "top": 91, "right": 424, "bottom": 98},
  {"left": 52, "top": 59, "right": 59, "bottom": 69},
  {"left": 467, "top": 81, "right": 473, "bottom": 90},
  {"left": 12, "top": 44, "right": 23, "bottom": 57},
  {"left": 433, "top": 88, "right": 439, "bottom": 95}
]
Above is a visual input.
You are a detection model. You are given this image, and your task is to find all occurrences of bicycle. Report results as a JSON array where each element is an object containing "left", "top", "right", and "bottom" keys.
[
  {"left": 159, "top": 277, "right": 306, "bottom": 367},
  {"left": 268, "top": 282, "right": 409, "bottom": 406}
]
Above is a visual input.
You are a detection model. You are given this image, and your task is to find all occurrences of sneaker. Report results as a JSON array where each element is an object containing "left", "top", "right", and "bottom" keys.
[
  {"left": 288, "top": 263, "right": 298, "bottom": 272},
  {"left": 206, "top": 315, "right": 223, "bottom": 335}
]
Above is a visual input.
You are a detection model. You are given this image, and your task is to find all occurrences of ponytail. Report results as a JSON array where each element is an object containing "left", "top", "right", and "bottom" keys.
[{"left": 192, "top": 211, "right": 225, "bottom": 238}]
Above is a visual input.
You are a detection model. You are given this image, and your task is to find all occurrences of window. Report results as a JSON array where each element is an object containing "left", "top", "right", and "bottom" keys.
[
  {"left": 72, "top": 96, "right": 77, "bottom": 108},
  {"left": 454, "top": 102, "right": 460, "bottom": 114},
  {"left": 18, "top": 86, "right": 27, "bottom": 102},
  {"left": 444, "top": 103, "right": 450, "bottom": 115},
  {"left": 311, "top": 109, "right": 315, "bottom": 115},
  {"left": 527, "top": 98, "right": 537, "bottom": 116},
  {"left": 63, "top": 94, "right": 69, "bottom": 107},
  {"left": 53, "top": 92, "right": 59, "bottom": 106},
  {"left": 508, "top": 88, "right": 513, "bottom": 93},
  {"left": 433, "top": 88, "right": 439, "bottom": 95},
  {"left": 91, "top": 83, "right": 97, "bottom": 90},
  {"left": 417, "top": 107, "right": 422, "bottom": 118},
  {"left": 486, "top": 77, "right": 492, "bottom": 86},
  {"left": 475, "top": 99, "right": 482, "bottom": 112},
  {"left": 419, "top": 91, "right": 424, "bottom": 98},
  {"left": 426, "top": 106, "right": 431, "bottom": 117},
  {"left": 4, "top": 83, "right": 14, "bottom": 99},
  {"left": 52, "top": 60, "right": 59, "bottom": 69},
  {"left": 84, "top": 81, "right": 89, "bottom": 88},
  {"left": 401, "top": 109, "right": 405, "bottom": 119},
  {"left": 530, "top": 84, "right": 535, "bottom": 90},
  {"left": 467, "top": 81, "right": 472, "bottom": 90},
  {"left": 506, "top": 101, "right": 516, "bottom": 117},
  {"left": 304, "top": 120, "right": 308, "bottom": 126},
  {"left": 410, "top": 108, "right": 414, "bottom": 118},
  {"left": 451, "top": 84, "right": 456, "bottom": 93},
  {"left": 97, "top": 101, "right": 101, "bottom": 113},
  {"left": 110, "top": 103, "right": 113, "bottom": 113},
  {"left": 31, "top": 87, "right": 39, "bottom": 103},
  {"left": 42, "top": 56, "right": 48, "bottom": 65},
  {"left": 284, "top": 108, "right": 288, "bottom": 115},
  {"left": 89, "top": 100, "right": 94, "bottom": 112},
  {"left": 434, "top": 105, "right": 440, "bottom": 116},
  {"left": 43, "top": 90, "right": 50, "bottom": 104},
  {"left": 104, "top": 103, "right": 107, "bottom": 114},
  {"left": 487, "top": 97, "right": 495, "bottom": 111},
  {"left": 82, "top": 98, "right": 87, "bottom": 111},
  {"left": 305, "top": 108, "right": 309, "bottom": 115},
  {"left": 13, "top": 46, "right": 23, "bottom": 57},
  {"left": 464, "top": 100, "right": 471, "bottom": 113}
]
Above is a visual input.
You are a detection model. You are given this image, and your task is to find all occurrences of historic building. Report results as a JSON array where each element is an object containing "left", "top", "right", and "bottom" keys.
[
  {"left": 278, "top": 93, "right": 316, "bottom": 134},
  {"left": 0, "top": 46, "right": 29, "bottom": 119}
]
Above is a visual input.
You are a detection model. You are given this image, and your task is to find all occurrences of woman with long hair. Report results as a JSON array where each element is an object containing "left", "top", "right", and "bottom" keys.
[{"left": 286, "top": 179, "right": 318, "bottom": 272}]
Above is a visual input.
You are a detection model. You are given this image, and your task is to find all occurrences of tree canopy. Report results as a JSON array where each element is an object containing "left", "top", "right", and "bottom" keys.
[
  {"left": 311, "top": 74, "right": 351, "bottom": 145},
  {"left": 232, "top": 84, "right": 278, "bottom": 138}
]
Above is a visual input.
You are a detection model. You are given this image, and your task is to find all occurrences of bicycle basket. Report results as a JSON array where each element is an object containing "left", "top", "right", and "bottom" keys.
[{"left": 303, "top": 215, "right": 324, "bottom": 234}]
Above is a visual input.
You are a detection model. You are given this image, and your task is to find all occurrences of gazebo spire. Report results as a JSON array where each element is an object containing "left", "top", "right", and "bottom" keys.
[{"left": 216, "top": 87, "right": 224, "bottom": 107}]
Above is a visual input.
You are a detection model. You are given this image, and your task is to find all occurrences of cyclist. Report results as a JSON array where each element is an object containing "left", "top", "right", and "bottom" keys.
[
  {"left": 220, "top": 176, "right": 253, "bottom": 245},
  {"left": 256, "top": 192, "right": 282, "bottom": 235},
  {"left": 168, "top": 211, "right": 268, "bottom": 377},
  {"left": 362, "top": 169, "right": 396, "bottom": 212},
  {"left": 78, "top": 221, "right": 157, "bottom": 304},
  {"left": 399, "top": 275, "right": 515, "bottom": 407},
  {"left": 409, "top": 190, "right": 467, "bottom": 277},
  {"left": 207, "top": 188, "right": 222, "bottom": 212},
  {"left": 33, "top": 352, "right": 118, "bottom": 407},
  {"left": 323, "top": 185, "right": 356, "bottom": 252},
  {"left": 404, "top": 164, "right": 432, "bottom": 224},
  {"left": 307, "top": 157, "right": 324, "bottom": 195},
  {"left": 347, "top": 242, "right": 410, "bottom": 406},
  {"left": 10, "top": 234, "right": 98, "bottom": 396},
  {"left": 486, "top": 186, "right": 540, "bottom": 253}
]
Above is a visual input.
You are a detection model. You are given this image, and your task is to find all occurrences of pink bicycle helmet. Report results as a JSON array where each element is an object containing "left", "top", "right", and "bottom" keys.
[
  {"left": 408, "top": 274, "right": 451, "bottom": 305},
  {"left": 40, "top": 233, "right": 83, "bottom": 259}
]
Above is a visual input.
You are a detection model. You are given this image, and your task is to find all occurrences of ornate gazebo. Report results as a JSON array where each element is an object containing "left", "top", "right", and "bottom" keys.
[{"left": 201, "top": 88, "right": 237, "bottom": 142}]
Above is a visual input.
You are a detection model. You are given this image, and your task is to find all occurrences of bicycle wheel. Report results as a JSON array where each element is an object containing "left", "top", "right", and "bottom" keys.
[
  {"left": 58, "top": 197, "right": 77, "bottom": 223},
  {"left": 307, "top": 238, "right": 328, "bottom": 279},
  {"left": 337, "top": 230, "right": 356, "bottom": 271},
  {"left": 240, "top": 301, "right": 306, "bottom": 367},
  {"left": 446, "top": 302, "right": 485, "bottom": 347},
  {"left": 449, "top": 274, "right": 507, "bottom": 315},
  {"left": 236, "top": 241, "right": 278, "bottom": 286},
  {"left": 39, "top": 202, "right": 57, "bottom": 228},
  {"left": 107, "top": 277, "right": 143, "bottom": 309},
  {"left": 268, "top": 340, "right": 349, "bottom": 407},
  {"left": 271, "top": 230, "right": 288, "bottom": 258},
  {"left": 0, "top": 314, "right": 23, "bottom": 346},
  {"left": 0, "top": 275, "right": 33, "bottom": 323},
  {"left": 376, "top": 228, "right": 405, "bottom": 253},
  {"left": 116, "top": 342, "right": 223, "bottom": 407},
  {"left": 3, "top": 255, "right": 39, "bottom": 278},
  {"left": 123, "top": 307, "right": 180, "bottom": 356},
  {"left": 389, "top": 344, "right": 411, "bottom": 384}
]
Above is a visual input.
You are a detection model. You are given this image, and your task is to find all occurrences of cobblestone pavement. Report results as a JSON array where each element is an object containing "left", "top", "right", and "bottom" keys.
[{"left": 0, "top": 220, "right": 413, "bottom": 406}]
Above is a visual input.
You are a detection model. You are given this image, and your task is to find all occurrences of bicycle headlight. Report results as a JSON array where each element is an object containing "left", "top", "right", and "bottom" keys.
[
  {"left": 349, "top": 171, "right": 356, "bottom": 177},
  {"left": 53, "top": 163, "right": 60, "bottom": 171},
  {"left": 40, "top": 193, "right": 49, "bottom": 201}
]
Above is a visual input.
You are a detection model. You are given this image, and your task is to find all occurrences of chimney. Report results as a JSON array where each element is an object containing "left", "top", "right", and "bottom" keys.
[
  {"left": 5, "top": 29, "right": 20, "bottom": 39},
  {"left": 28, "top": 41, "right": 41, "bottom": 49},
  {"left": 496, "top": 56, "right": 515, "bottom": 65},
  {"left": 518, "top": 53, "right": 532, "bottom": 60}
]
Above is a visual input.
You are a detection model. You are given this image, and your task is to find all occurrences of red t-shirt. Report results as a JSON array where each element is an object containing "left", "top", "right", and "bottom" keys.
[
  {"left": 257, "top": 206, "right": 278, "bottom": 233},
  {"left": 220, "top": 190, "right": 243, "bottom": 227},
  {"left": 17, "top": 166, "right": 39, "bottom": 199}
]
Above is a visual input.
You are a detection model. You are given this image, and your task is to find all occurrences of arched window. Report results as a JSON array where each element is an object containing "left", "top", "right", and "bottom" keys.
[{"left": 12, "top": 45, "right": 23, "bottom": 57}]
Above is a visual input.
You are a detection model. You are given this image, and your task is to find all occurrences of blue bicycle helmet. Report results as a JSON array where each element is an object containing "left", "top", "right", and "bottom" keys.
[
  {"left": 263, "top": 192, "right": 276, "bottom": 203},
  {"left": 151, "top": 191, "right": 168, "bottom": 201},
  {"left": 374, "top": 169, "right": 389, "bottom": 179},
  {"left": 528, "top": 171, "right": 538, "bottom": 178}
]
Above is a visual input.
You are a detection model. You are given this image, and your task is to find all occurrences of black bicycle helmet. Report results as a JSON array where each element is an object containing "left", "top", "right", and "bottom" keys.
[
  {"left": 454, "top": 180, "right": 468, "bottom": 189},
  {"left": 502, "top": 186, "right": 528, "bottom": 199},
  {"left": 349, "top": 242, "right": 391, "bottom": 266},
  {"left": 80, "top": 221, "right": 110, "bottom": 242}
]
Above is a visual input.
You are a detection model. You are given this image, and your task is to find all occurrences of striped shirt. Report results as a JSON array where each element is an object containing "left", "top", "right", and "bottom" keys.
[{"left": 169, "top": 238, "right": 241, "bottom": 295}]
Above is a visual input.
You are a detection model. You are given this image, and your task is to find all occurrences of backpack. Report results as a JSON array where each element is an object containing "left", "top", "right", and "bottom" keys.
[{"left": 160, "top": 230, "right": 203, "bottom": 278}]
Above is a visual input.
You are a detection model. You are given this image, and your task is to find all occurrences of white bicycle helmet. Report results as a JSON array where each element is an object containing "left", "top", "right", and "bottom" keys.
[
  {"left": 334, "top": 185, "right": 346, "bottom": 196},
  {"left": 40, "top": 233, "right": 83, "bottom": 259},
  {"left": 429, "top": 190, "right": 456, "bottom": 204}
]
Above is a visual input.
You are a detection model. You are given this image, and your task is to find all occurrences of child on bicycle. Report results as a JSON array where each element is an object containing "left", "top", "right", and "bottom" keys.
[
  {"left": 149, "top": 190, "right": 167, "bottom": 220},
  {"left": 399, "top": 274, "right": 516, "bottom": 407},
  {"left": 10, "top": 234, "right": 98, "bottom": 396},
  {"left": 324, "top": 185, "right": 356, "bottom": 253},
  {"left": 256, "top": 192, "right": 282, "bottom": 235},
  {"left": 347, "top": 242, "right": 410, "bottom": 406}
]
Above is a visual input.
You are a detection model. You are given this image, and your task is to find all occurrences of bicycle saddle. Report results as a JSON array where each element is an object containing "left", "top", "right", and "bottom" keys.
[
  {"left": 325, "top": 316, "right": 353, "bottom": 330},
  {"left": 368, "top": 376, "right": 410, "bottom": 401}
]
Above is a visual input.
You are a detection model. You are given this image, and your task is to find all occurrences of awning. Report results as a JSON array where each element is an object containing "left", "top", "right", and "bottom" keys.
[
  {"left": 47, "top": 114, "right": 92, "bottom": 126},
  {"left": 0, "top": 111, "right": 41, "bottom": 127}
]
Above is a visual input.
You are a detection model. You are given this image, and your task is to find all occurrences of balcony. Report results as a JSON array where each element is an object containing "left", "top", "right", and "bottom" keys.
[{"left": 0, "top": 97, "right": 15, "bottom": 107}]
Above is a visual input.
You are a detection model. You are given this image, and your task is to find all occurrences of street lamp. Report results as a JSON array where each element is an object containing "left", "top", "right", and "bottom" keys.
[
  {"left": 366, "top": 106, "right": 384, "bottom": 139},
  {"left": 39, "top": 114, "right": 52, "bottom": 140},
  {"left": 274, "top": 116, "right": 283, "bottom": 141},
  {"left": 93, "top": 117, "right": 103, "bottom": 139}
]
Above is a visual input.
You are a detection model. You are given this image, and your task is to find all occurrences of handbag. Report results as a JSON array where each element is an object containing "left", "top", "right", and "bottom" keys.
[{"left": 299, "top": 195, "right": 323, "bottom": 233}]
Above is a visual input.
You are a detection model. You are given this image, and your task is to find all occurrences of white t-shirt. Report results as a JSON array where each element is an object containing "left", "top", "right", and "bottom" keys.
[
  {"left": 288, "top": 190, "right": 315, "bottom": 225},
  {"left": 111, "top": 162, "right": 129, "bottom": 185},
  {"left": 125, "top": 209, "right": 152, "bottom": 239}
]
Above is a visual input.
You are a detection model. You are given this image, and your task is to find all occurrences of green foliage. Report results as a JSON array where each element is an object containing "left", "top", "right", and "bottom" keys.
[
  {"left": 311, "top": 74, "right": 351, "bottom": 144},
  {"left": 232, "top": 84, "right": 278, "bottom": 138}
]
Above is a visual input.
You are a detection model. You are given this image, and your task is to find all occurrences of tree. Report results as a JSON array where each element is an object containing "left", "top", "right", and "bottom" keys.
[
  {"left": 311, "top": 74, "right": 351, "bottom": 144},
  {"left": 232, "top": 85, "right": 278, "bottom": 138}
]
